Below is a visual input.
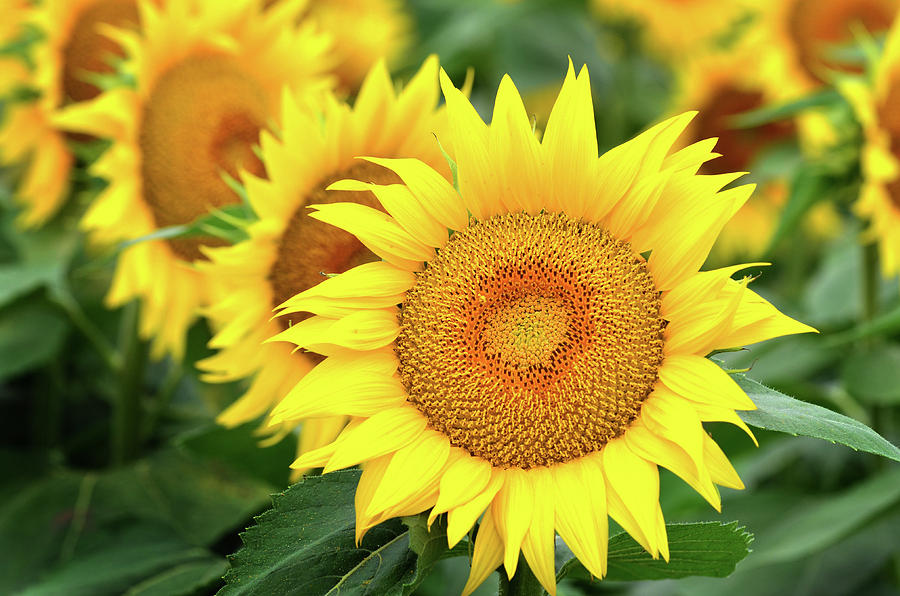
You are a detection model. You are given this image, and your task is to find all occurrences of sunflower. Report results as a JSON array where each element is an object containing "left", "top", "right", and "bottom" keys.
[
  {"left": 266, "top": 63, "right": 816, "bottom": 595},
  {"left": 0, "top": 0, "right": 144, "bottom": 226},
  {"left": 843, "top": 15, "right": 900, "bottom": 277},
  {"left": 757, "top": 0, "right": 898, "bottom": 95},
  {"left": 591, "top": 0, "right": 750, "bottom": 56},
  {"left": 302, "top": 0, "right": 411, "bottom": 94},
  {"left": 197, "top": 56, "right": 449, "bottom": 475},
  {"left": 670, "top": 50, "right": 796, "bottom": 261},
  {"left": 53, "top": 0, "right": 332, "bottom": 359}
]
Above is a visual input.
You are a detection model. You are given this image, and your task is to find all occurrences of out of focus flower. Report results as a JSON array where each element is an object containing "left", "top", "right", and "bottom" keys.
[
  {"left": 268, "top": 0, "right": 411, "bottom": 94},
  {"left": 843, "top": 14, "right": 900, "bottom": 277},
  {"left": 198, "top": 56, "right": 450, "bottom": 478},
  {"left": 0, "top": 0, "right": 143, "bottom": 226},
  {"left": 755, "top": 0, "right": 898, "bottom": 154},
  {"left": 267, "top": 63, "right": 815, "bottom": 595},
  {"left": 53, "top": 0, "right": 332, "bottom": 360},
  {"left": 591, "top": 0, "right": 750, "bottom": 57}
]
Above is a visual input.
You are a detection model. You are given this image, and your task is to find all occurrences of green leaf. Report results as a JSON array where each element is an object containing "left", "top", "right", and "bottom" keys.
[
  {"left": 743, "top": 468, "right": 900, "bottom": 568},
  {"left": 18, "top": 525, "right": 211, "bottom": 596},
  {"left": 827, "top": 302, "right": 900, "bottom": 345},
  {"left": 176, "top": 422, "right": 296, "bottom": 488},
  {"left": 221, "top": 470, "right": 461, "bottom": 596},
  {"left": 0, "top": 215, "right": 79, "bottom": 309},
  {"left": 557, "top": 522, "right": 752, "bottom": 582},
  {"left": 729, "top": 89, "right": 842, "bottom": 129},
  {"left": 0, "top": 448, "right": 271, "bottom": 595},
  {"left": 841, "top": 344, "right": 900, "bottom": 405},
  {"left": 123, "top": 557, "right": 229, "bottom": 596},
  {"left": 734, "top": 375, "right": 900, "bottom": 462},
  {"left": 0, "top": 299, "right": 68, "bottom": 381}
]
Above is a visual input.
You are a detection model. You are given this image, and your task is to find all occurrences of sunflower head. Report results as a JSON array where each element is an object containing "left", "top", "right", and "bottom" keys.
[
  {"left": 52, "top": 0, "right": 333, "bottom": 359},
  {"left": 266, "top": 61, "right": 815, "bottom": 595}
]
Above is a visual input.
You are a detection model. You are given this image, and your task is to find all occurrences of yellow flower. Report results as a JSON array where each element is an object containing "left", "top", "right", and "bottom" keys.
[
  {"left": 53, "top": 0, "right": 332, "bottom": 359},
  {"left": 267, "top": 63, "right": 816, "bottom": 595},
  {"left": 591, "top": 0, "right": 749, "bottom": 56},
  {"left": 843, "top": 15, "right": 900, "bottom": 277},
  {"left": 198, "top": 56, "right": 450, "bottom": 476},
  {"left": 670, "top": 50, "right": 794, "bottom": 261},
  {"left": 757, "top": 0, "right": 898, "bottom": 96},
  {"left": 303, "top": 0, "right": 412, "bottom": 94},
  {"left": 0, "top": 0, "right": 143, "bottom": 226}
]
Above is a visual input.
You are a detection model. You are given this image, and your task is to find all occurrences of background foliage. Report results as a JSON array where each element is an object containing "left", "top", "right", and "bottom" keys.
[{"left": 1, "top": 0, "right": 898, "bottom": 595}]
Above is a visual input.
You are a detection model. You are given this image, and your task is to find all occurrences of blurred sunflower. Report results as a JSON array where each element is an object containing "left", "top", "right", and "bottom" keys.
[
  {"left": 672, "top": 50, "right": 794, "bottom": 261},
  {"left": 843, "top": 15, "right": 900, "bottom": 276},
  {"left": 266, "top": 0, "right": 411, "bottom": 94},
  {"left": 0, "top": 0, "right": 143, "bottom": 226},
  {"left": 53, "top": 0, "right": 332, "bottom": 359},
  {"left": 591, "top": 0, "right": 749, "bottom": 56},
  {"left": 758, "top": 0, "right": 898, "bottom": 94},
  {"left": 198, "top": 56, "right": 449, "bottom": 476},
  {"left": 266, "top": 63, "right": 815, "bottom": 594}
]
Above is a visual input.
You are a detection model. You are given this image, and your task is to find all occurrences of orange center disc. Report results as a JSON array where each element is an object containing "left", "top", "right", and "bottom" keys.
[
  {"left": 269, "top": 162, "right": 401, "bottom": 328},
  {"left": 397, "top": 212, "right": 666, "bottom": 469},
  {"left": 62, "top": 0, "right": 139, "bottom": 103},
  {"left": 139, "top": 54, "right": 269, "bottom": 260},
  {"left": 788, "top": 0, "right": 897, "bottom": 82}
]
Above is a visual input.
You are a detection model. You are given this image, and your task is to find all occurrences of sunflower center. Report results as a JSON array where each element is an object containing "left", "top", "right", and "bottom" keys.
[
  {"left": 788, "top": 0, "right": 896, "bottom": 82},
  {"left": 396, "top": 212, "right": 666, "bottom": 469},
  {"left": 140, "top": 54, "right": 269, "bottom": 261},
  {"left": 693, "top": 85, "right": 795, "bottom": 175},
  {"left": 62, "top": 0, "right": 139, "bottom": 103},
  {"left": 269, "top": 162, "right": 400, "bottom": 329}
]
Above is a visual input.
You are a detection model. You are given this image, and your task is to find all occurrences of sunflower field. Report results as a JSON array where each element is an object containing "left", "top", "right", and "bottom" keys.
[{"left": 1, "top": 0, "right": 900, "bottom": 595}]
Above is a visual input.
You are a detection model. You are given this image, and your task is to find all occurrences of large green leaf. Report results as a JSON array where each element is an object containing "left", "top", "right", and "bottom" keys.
[
  {"left": 123, "top": 557, "right": 229, "bottom": 596},
  {"left": 557, "top": 522, "right": 752, "bottom": 582},
  {"left": 734, "top": 375, "right": 900, "bottom": 462},
  {"left": 220, "top": 470, "right": 461, "bottom": 596},
  {"left": 0, "top": 299, "right": 68, "bottom": 381},
  {"left": 744, "top": 468, "right": 900, "bottom": 568},
  {"left": 0, "top": 449, "right": 271, "bottom": 595}
]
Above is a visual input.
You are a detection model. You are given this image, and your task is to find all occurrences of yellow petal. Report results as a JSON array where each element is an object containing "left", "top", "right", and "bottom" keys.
[
  {"left": 324, "top": 406, "right": 427, "bottom": 472},
  {"left": 553, "top": 456, "right": 608, "bottom": 579},
  {"left": 439, "top": 68, "right": 500, "bottom": 219},
  {"left": 267, "top": 309, "right": 399, "bottom": 352},
  {"left": 520, "top": 467, "right": 557, "bottom": 596},
  {"left": 602, "top": 438, "right": 661, "bottom": 557},
  {"left": 328, "top": 179, "right": 448, "bottom": 248},
  {"left": 362, "top": 157, "right": 469, "bottom": 231},
  {"left": 542, "top": 60, "right": 598, "bottom": 217},
  {"left": 270, "top": 350, "right": 405, "bottom": 423},
  {"left": 309, "top": 202, "right": 433, "bottom": 268},
  {"left": 490, "top": 74, "right": 545, "bottom": 215},
  {"left": 491, "top": 468, "right": 534, "bottom": 578},
  {"left": 429, "top": 452, "right": 492, "bottom": 526},
  {"left": 658, "top": 355, "right": 756, "bottom": 410},
  {"left": 446, "top": 469, "right": 504, "bottom": 548},
  {"left": 366, "top": 430, "right": 451, "bottom": 518},
  {"left": 461, "top": 506, "right": 504, "bottom": 596},
  {"left": 624, "top": 419, "right": 721, "bottom": 511}
]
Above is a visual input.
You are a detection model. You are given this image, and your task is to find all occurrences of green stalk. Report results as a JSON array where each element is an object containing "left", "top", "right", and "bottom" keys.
[
  {"left": 500, "top": 561, "right": 546, "bottom": 596},
  {"left": 862, "top": 242, "right": 879, "bottom": 325},
  {"left": 53, "top": 288, "right": 122, "bottom": 372},
  {"left": 111, "top": 302, "right": 148, "bottom": 466}
]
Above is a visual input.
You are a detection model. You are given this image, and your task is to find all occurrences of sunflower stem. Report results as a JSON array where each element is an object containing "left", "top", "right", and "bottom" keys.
[
  {"left": 502, "top": 561, "right": 546, "bottom": 596},
  {"left": 53, "top": 287, "right": 122, "bottom": 372},
  {"left": 111, "top": 301, "right": 148, "bottom": 466},
  {"left": 862, "top": 241, "right": 879, "bottom": 325}
]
